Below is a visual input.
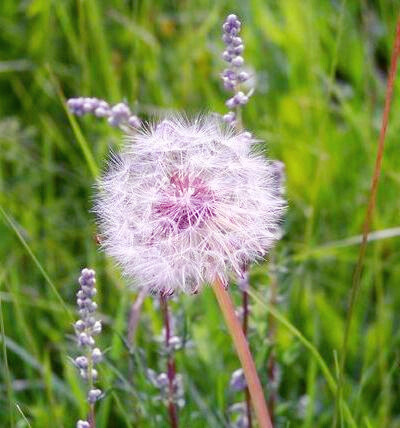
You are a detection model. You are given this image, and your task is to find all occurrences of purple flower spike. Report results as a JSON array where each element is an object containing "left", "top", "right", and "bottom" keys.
[
  {"left": 67, "top": 97, "right": 141, "bottom": 130},
  {"left": 72, "top": 268, "right": 104, "bottom": 427},
  {"left": 220, "top": 14, "right": 253, "bottom": 125}
]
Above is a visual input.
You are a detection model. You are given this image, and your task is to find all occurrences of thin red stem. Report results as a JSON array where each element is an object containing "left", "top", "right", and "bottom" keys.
[
  {"left": 267, "top": 258, "right": 278, "bottom": 423},
  {"left": 242, "top": 289, "right": 252, "bottom": 428},
  {"left": 160, "top": 294, "right": 178, "bottom": 428},
  {"left": 89, "top": 405, "right": 95, "bottom": 428},
  {"left": 334, "top": 15, "right": 400, "bottom": 426}
]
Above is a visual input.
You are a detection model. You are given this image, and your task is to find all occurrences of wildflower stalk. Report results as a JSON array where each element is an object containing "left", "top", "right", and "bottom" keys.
[
  {"left": 74, "top": 268, "right": 103, "bottom": 428},
  {"left": 241, "top": 288, "right": 253, "bottom": 428},
  {"left": 267, "top": 254, "right": 278, "bottom": 421},
  {"left": 127, "top": 289, "right": 147, "bottom": 347},
  {"left": 334, "top": 16, "right": 400, "bottom": 426},
  {"left": 160, "top": 294, "right": 179, "bottom": 428},
  {"left": 212, "top": 277, "right": 272, "bottom": 428}
]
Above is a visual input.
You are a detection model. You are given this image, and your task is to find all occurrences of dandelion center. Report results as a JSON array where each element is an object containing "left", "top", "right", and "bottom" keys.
[{"left": 154, "top": 172, "right": 215, "bottom": 234}]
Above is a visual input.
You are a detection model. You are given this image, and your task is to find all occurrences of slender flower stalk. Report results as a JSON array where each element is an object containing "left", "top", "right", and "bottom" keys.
[
  {"left": 73, "top": 268, "right": 103, "bottom": 428},
  {"left": 221, "top": 14, "right": 252, "bottom": 128},
  {"left": 266, "top": 256, "right": 278, "bottom": 421},
  {"left": 160, "top": 294, "right": 179, "bottom": 428},
  {"left": 334, "top": 16, "right": 400, "bottom": 426},
  {"left": 212, "top": 277, "right": 273, "bottom": 428},
  {"left": 220, "top": 13, "right": 286, "bottom": 427},
  {"left": 222, "top": 15, "right": 254, "bottom": 427},
  {"left": 127, "top": 288, "right": 147, "bottom": 347},
  {"left": 239, "top": 273, "right": 252, "bottom": 428}
]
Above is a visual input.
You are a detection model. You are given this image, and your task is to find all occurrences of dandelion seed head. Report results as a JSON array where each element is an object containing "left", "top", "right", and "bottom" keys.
[{"left": 94, "top": 116, "right": 285, "bottom": 294}]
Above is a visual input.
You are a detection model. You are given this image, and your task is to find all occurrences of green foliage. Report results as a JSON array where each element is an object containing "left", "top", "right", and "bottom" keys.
[{"left": 1, "top": 0, "right": 400, "bottom": 426}]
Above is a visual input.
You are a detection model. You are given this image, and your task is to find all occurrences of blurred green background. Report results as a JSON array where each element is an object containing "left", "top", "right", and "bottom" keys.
[{"left": 1, "top": 0, "right": 400, "bottom": 426}]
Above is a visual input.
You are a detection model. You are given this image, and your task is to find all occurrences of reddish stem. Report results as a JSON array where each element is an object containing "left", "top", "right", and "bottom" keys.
[
  {"left": 267, "top": 260, "right": 278, "bottom": 423},
  {"left": 89, "top": 405, "right": 95, "bottom": 428},
  {"left": 242, "top": 289, "right": 253, "bottom": 428},
  {"left": 335, "top": 15, "right": 400, "bottom": 426},
  {"left": 160, "top": 294, "right": 178, "bottom": 428}
]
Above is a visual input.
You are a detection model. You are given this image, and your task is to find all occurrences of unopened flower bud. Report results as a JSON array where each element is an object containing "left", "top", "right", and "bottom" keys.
[
  {"left": 75, "top": 356, "right": 89, "bottom": 369},
  {"left": 74, "top": 320, "right": 85, "bottom": 332},
  {"left": 88, "top": 388, "right": 102, "bottom": 403},
  {"left": 232, "top": 56, "right": 244, "bottom": 67},
  {"left": 230, "top": 368, "right": 247, "bottom": 391},
  {"left": 92, "top": 321, "right": 102, "bottom": 335},
  {"left": 92, "top": 347, "right": 103, "bottom": 363}
]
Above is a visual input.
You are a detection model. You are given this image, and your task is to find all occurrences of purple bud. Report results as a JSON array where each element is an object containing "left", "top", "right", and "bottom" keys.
[
  {"left": 128, "top": 116, "right": 141, "bottom": 128},
  {"left": 234, "top": 91, "right": 248, "bottom": 105},
  {"left": 92, "top": 347, "right": 102, "bottom": 363},
  {"left": 87, "top": 302, "right": 98, "bottom": 312},
  {"left": 86, "top": 317, "right": 96, "bottom": 327},
  {"left": 222, "top": 34, "right": 232, "bottom": 44},
  {"left": 231, "top": 56, "right": 244, "bottom": 67},
  {"left": 98, "top": 100, "right": 109, "bottom": 109},
  {"left": 238, "top": 271, "right": 249, "bottom": 291},
  {"left": 108, "top": 116, "right": 120, "bottom": 127},
  {"left": 230, "top": 368, "right": 247, "bottom": 392},
  {"left": 223, "top": 69, "right": 236, "bottom": 80},
  {"left": 222, "top": 51, "right": 232, "bottom": 62},
  {"left": 226, "top": 97, "right": 237, "bottom": 109},
  {"left": 223, "top": 78, "right": 236, "bottom": 91},
  {"left": 222, "top": 22, "right": 231, "bottom": 32},
  {"left": 92, "top": 321, "right": 102, "bottom": 335},
  {"left": 237, "top": 71, "right": 249, "bottom": 82},
  {"left": 95, "top": 107, "right": 109, "bottom": 117},
  {"left": 226, "top": 14, "right": 238, "bottom": 24},
  {"left": 74, "top": 320, "right": 85, "bottom": 332},
  {"left": 83, "top": 102, "right": 93, "bottom": 113},
  {"left": 77, "top": 420, "right": 90, "bottom": 428},
  {"left": 232, "top": 37, "right": 242, "bottom": 46},
  {"left": 234, "top": 44, "right": 244, "bottom": 55},
  {"left": 78, "top": 333, "right": 94, "bottom": 347},
  {"left": 157, "top": 373, "right": 169, "bottom": 387},
  {"left": 88, "top": 388, "right": 102, "bottom": 404},
  {"left": 75, "top": 356, "right": 88, "bottom": 369},
  {"left": 223, "top": 112, "right": 236, "bottom": 124},
  {"left": 229, "top": 27, "right": 239, "bottom": 36}
]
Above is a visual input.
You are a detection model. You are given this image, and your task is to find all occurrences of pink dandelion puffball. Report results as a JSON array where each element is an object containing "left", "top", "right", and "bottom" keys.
[{"left": 94, "top": 116, "right": 285, "bottom": 294}]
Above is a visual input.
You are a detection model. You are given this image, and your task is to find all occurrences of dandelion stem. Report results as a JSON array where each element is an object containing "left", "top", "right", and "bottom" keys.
[
  {"left": 160, "top": 294, "right": 179, "bottom": 428},
  {"left": 212, "top": 277, "right": 273, "bottom": 428},
  {"left": 334, "top": 16, "right": 400, "bottom": 427}
]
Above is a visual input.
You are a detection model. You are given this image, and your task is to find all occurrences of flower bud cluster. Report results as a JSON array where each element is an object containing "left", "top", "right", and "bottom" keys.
[
  {"left": 221, "top": 14, "right": 251, "bottom": 126},
  {"left": 147, "top": 369, "right": 185, "bottom": 409},
  {"left": 73, "top": 268, "right": 103, "bottom": 428},
  {"left": 67, "top": 97, "right": 141, "bottom": 128},
  {"left": 229, "top": 402, "right": 249, "bottom": 428},
  {"left": 228, "top": 369, "right": 249, "bottom": 427}
]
